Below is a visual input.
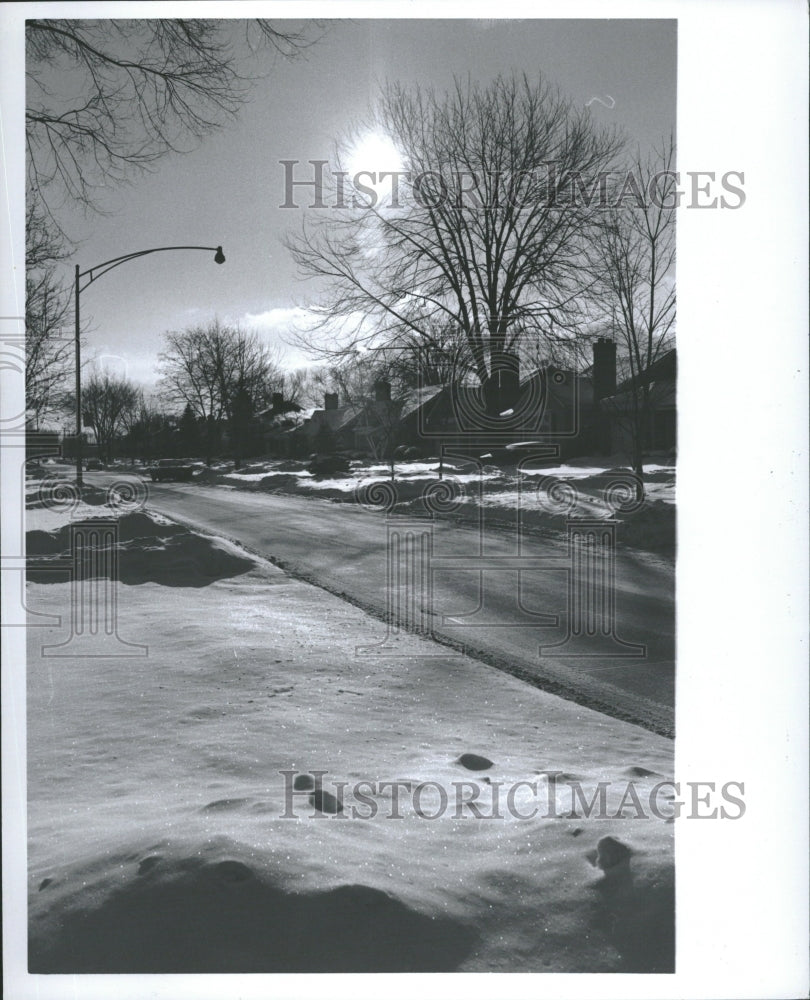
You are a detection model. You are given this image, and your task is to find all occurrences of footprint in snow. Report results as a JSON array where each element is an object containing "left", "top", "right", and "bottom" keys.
[
  {"left": 586, "top": 835, "right": 633, "bottom": 872},
  {"left": 309, "top": 788, "right": 343, "bottom": 814},
  {"left": 202, "top": 798, "right": 249, "bottom": 812},
  {"left": 624, "top": 765, "right": 661, "bottom": 779},
  {"left": 137, "top": 856, "right": 162, "bottom": 876},
  {"left": 456, "top": 753, "right": 494, "bottom": 771}
]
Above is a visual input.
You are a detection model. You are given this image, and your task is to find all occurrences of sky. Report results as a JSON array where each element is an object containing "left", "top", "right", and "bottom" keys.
[{"left": 37, "top": 18, "right": 676, "bottom": 389}]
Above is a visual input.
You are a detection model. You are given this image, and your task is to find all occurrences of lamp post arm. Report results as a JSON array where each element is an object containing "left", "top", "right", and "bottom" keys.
[
  {"left": 79, "top": 245, "right": 224, "bottom": 292},
  {"left": 72, "top": 242, "right": 224, "bottom": 485}
]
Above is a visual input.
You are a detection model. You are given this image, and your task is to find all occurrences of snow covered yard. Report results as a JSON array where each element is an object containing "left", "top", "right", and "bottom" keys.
[{"left": 26, "top": 501, "right": 675, "bottom": 973}]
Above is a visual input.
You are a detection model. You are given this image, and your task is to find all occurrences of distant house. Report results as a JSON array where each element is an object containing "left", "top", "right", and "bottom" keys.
[
  {"left": 390, "top": 353, "right": 598, "bottom": 459},
  {"left": 57, "top": 425, "right": 100, "bottom": 461},
  {"left": 255, "top": 392, "right": 303, "bottom": 456},
  {"left": 261, "top": 339, "right": 675, "bottom": 463},
  {"left": 298, "top": 393, "right": 365, "bottom": 452},
  {"left": 596, "top": 348, "right": 677, "bottom": 456}
]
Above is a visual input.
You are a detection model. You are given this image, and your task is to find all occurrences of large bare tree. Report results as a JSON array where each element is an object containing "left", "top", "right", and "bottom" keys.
[
  {"left": 158, "top": 320, "right": 280, "bottom": 464},
  {"left": 286, "top": 73, "right": 625, "bottom": 404},
  {"left": 589, "top": 137, "right": 677, "bottom": 478},
  {"left": 26, "top": 18, "right": 324, "bottom": 222},
  {"left": 81, "top": 372, "right": 141, "bottom": 462}
]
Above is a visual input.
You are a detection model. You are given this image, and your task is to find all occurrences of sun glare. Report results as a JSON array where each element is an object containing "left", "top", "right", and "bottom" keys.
[{"left": 346, "top": 131, "right": 405, "bottom": 204}]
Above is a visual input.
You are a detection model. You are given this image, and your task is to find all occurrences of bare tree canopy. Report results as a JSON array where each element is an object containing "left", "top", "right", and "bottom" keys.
[
  {"left": 159, "top": 320, "right": 280, "bottom": 419},
  {"left": 26, "top": 18, "right": 324, "bottom": 218},
  {"left": 25, "top": 201, "right": 72, "bottom": 428},
  {"left": 588, "top": 136, "right": 676, "bottom": 476},
  {"left": 287, "top": 73, "right": 625, "bottom": 390},
  {"left": 158, "top": 320, "right": 282, "bottom": 464},
  {"left": 80, "top": 372, "right": 141, "bottom": 461}
]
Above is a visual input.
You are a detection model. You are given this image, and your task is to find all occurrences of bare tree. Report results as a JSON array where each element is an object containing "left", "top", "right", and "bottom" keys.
[
  {"left": 121, "top": 395, "right": 176, "bottom": 464},
  {"left": 286, "top": 73, "right": 625, "bottom": 404},
  {"left": 25, "top": 201, "right": 72, "bottom": 428},
  {"left": 81, "top": 372, "right": 141, "bottom": 462},
  {"left": 26, "top": 18, "right": 325, "bottom": 222},
  {"left": 158, "top": 320, "right": 280, "bottom": 464},
  {"left": 278, "top": 368, "right": 310, "bottom": 408},
  {"left": 589, "top": 137, "right": 676, "bottom": 479}
]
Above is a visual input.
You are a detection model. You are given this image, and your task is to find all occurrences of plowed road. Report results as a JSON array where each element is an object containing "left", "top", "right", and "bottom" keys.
[{"left": 91, "top": 473, "right": 675, "bottom": 736}]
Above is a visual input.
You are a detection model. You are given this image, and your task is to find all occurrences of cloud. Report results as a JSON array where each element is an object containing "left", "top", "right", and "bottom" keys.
[
  {"left": 235, "top": 305, "right": 382, "bottom": 370},
  {"left": 241, "top": 306, "right": 315, "bottom": 335},
  {"left": 234, "top": 306, "right": 321, "bottom": 369}
]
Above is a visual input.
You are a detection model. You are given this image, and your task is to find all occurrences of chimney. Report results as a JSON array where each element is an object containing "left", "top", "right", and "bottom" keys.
[
  {"left": 272, "top": 392, "right": 284, "bottom": 412},
  {"left": 373, "top": 379, "right": 391, "bottom": 403},
  {"left": 592, "top": 337, "right": 617, "bottom": 401},
  {"left": 324, "top": 392, "right": 339, "bottom": 411}
]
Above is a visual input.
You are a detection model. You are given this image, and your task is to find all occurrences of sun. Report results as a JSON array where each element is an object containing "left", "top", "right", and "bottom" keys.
[{"left": 346, "top": 131, "right": 405, "bottom": 205}]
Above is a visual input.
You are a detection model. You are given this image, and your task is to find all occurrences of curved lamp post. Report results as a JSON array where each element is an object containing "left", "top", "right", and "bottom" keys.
[{"left": 73, "top": 244, "right": 225, "bottom": 485}]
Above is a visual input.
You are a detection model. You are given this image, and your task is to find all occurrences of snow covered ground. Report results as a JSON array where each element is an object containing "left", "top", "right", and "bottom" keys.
[{"left": 26, "top": 499, "right": 675, "bottom": 973}]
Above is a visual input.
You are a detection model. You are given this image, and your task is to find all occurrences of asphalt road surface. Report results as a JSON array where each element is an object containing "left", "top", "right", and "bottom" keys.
[{"left": 87, "top": 471, "right": 675, "bottom": 736}]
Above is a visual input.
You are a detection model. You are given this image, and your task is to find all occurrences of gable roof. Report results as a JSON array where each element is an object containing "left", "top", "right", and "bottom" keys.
[
  {"left": 398, "top": 384, "right": 446, "bottom": 420},
  {"left": 613, "top": 348, "right": 676, "bottom": 395}
]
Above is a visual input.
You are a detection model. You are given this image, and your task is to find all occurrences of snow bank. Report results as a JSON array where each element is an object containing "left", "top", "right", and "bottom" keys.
[
  {"left": 30, "top": 839, "right": 475, "bottom": 972},
  {"left": 27, "top": 509, "right": 256, "bottom": 587},
  {"left": 26, "top": 506, "right": 675, "bottom": 973}
]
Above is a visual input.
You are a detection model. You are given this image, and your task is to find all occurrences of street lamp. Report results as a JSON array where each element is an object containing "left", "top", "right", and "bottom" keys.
[{"left": 73, "top": 244, "right": 225, "bottom": 485}]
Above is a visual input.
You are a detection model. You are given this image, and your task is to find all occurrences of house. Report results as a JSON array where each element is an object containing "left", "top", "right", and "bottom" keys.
[
  {"left": 391, "top": 352, "right": 598, "bottom": 459},
  {"left": 266, "top": 338, "right": 675, "bottom": 463},
  {"left": 596, "top": 347, "right": 677, "bottom": 457},
  {"left": 255, "top": 392, "right": 304, "bottom": 456}
]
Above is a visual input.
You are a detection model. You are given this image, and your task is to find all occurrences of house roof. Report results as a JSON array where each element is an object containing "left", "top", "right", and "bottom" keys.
[
  {"left": 333, "top": 403, "right": 365, "bottom": 431},
  {"left": 613, "top": 348, "right": 676, "bottom": 395},
  {"left": 399, "top": 384, "right": 446, "bottom": 420},
  {"left": 255, "top": 400, "right": 302, "bottom": 419},
  {"left": 520, "top": 366, "right": 594, "bottom": 409}
]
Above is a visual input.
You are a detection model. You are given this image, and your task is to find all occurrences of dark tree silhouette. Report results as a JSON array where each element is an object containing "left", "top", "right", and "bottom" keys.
[
  {"left": 25, "top": 201, "right": 72, "bottom": 427},
  {"left": 287, "top": 73, "right": 625, "bottom": 394},
  {"left": 26, "top": 18, "right": 325, "bottom": 221},
  {"left": 158, "top": 320, "right": 280, "bottom": 465},
  {"left": 589, "top": 137, "right": 676, "bottom": 480},
  {"left": 80, "top": 372, "right": 140, "bottom": 462}
]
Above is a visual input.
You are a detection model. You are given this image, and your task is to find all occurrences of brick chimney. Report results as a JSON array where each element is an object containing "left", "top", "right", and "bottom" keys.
[
  {"left": 324, "top": 392, "right": 339, "bottom": 411},
  {"left": 592, "top": 337, "right": 617, "bottom": 401},
  {"left": 272, "top": 392, "right": 284, "bottom": 412},
  {"left": 373, "top": 379, "right": 391, "bottom": 403}
]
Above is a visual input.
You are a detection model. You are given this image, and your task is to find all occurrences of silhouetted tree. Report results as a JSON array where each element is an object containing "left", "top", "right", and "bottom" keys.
[
  {"left": 26, "top": 18, "right": 325, "bottom": 223},
  {"left": 287, "top": 73, "right": 624, "bottom": 397},
  {"left": 230, "top": 384, "right": 255, "bottom": 469},
  {"left": 25, "top": 201, "right": 72, "bottom": 427},
  {"left": 81, "top": 372, "right": 140, "bottom": 462},
  {"left": 178, "top": 402, "right": 202, "bottom": 456},
  {"left": 158, "top": 320, "right": 280, "bottom": 464},
  {"left": 589, "top": 137, "right": 676, "bottom": 482}
]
